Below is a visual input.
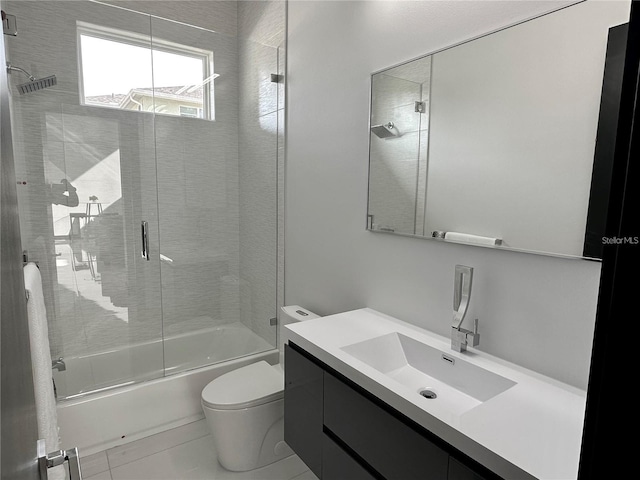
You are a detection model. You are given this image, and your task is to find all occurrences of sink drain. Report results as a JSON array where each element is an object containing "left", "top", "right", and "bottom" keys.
[{"left": 419, "top": 388, "right": 437, "bottom": 399}]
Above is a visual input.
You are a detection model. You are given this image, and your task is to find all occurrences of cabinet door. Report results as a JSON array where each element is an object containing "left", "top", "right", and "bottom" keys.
[
  {"left": 322, "top": 434, "right": 377, "bottom": 480},
  {"left": 284, "top": 343, "right": 324, "bottom": 477},
  {"left": 324, "top": 372, "right": 449, "bottom": 480}
]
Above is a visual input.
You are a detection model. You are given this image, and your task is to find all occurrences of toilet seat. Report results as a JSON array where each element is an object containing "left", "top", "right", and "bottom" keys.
[{"left": 201, "top": 361, "right": 283, "bottom": 410}]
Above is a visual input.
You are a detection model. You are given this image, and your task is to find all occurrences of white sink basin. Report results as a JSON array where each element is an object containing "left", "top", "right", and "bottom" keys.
[{"left": 341, "top": 332, "right": 516, "bottom": 416}]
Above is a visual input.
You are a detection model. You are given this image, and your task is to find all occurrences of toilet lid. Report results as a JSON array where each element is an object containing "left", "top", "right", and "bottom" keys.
[{"left": 201, "top": 361, "right": 284, "bottom": 410}]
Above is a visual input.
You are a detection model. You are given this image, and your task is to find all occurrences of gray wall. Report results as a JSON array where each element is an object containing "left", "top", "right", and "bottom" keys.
[
  {"left": 285, "top": 0, "right": 616, "bottom": 389},
  {"left": 105, "top": 1, "right": 239, "bottom": 36}
]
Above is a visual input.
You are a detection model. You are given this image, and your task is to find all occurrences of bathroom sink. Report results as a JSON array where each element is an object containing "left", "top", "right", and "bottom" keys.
[{"left": 341, "top": 332, "right": 516, "bottom": 416}]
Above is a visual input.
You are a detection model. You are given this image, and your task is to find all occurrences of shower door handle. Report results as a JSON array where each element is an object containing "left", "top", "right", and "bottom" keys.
[{"left": 141, "top": 220, "right": 150, "bottom": 261}]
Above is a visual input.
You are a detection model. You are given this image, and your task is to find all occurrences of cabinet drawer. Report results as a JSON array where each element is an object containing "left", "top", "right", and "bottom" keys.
[
  {"left": 324, "top": 372, "right": 449, "bottom": 480},
  {"left": 322, "top": 434, "right": 377, "bottom": 480},
  {"left": 448, "top": 457, "right": 488, "bottom": 480},
  {"left": 284, "top": 344, "right": 324, "bottom": 477}
]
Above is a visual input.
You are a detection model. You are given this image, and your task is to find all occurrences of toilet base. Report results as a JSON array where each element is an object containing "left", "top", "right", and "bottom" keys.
[{"left": 203, "top": 399, "right": 293, "bottom": 472}]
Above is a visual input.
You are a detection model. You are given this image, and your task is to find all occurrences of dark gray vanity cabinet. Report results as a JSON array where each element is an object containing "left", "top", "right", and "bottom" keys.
[
  {"left": 324, "top": 373, "right": 449, "bottom": 479},
  {"left": 321, "top": 434, "right": 377, "bottom": 480},
  {"left": 448, "top": 458, "right": 488, "bottom": 480},
  {"left": 284, "top": 342, "right": 499, "bottom": 480},
  {"left": 284, "top": 344, "right": 324, "bottom": 478}
]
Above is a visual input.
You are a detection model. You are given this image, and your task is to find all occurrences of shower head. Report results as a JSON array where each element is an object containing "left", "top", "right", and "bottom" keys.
[
  {"left": 6, "top": 63, "right": 57, "bottom": 94},
  {"left": 371, "top": 122, "right": 398, "bottom": 139},
  {"left": 17, "top": 75, "right": 57, "bottom": 94}
]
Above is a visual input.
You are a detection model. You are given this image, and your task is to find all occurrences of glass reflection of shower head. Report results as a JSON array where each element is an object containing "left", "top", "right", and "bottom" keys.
[
  {"left": 371, "top": 122, "right": 398, "bottom": 138},
  {"left": 6, "top": 62, "right": 57, "bottom": 94}
]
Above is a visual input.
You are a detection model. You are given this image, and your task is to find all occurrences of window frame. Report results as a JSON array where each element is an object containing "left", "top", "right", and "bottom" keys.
[{"left": 76, "top": 21, "right": 215, "bottom": 120}]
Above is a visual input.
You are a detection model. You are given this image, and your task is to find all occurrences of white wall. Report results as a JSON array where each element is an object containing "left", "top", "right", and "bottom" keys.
[{"left": 285, "top": 0, "right": 620, "bottom": 389}]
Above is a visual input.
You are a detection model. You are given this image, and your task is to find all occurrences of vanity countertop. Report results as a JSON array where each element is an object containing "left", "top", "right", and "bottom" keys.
[{"left": 285, "top": 308, "right": 586, "bottom": 480}]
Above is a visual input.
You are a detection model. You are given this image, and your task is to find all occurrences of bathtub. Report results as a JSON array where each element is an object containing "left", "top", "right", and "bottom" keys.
[
  {"left": 54, "top": 321, "right": 275, "bottom": 399},
  {"left": 56, "top": 322, "right": 278, "bottom": 455}
]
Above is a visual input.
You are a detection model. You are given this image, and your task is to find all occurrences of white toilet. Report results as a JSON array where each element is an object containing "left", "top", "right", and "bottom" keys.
[{"left": 201, "top": 306, "right": 319, "bottom": 472}]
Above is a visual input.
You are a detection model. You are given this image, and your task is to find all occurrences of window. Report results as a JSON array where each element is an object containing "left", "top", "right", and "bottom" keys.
[
  {"left": 77, "top": 22, "right": 215, "bottom": 120},
  {"left": 179, "top": 105, "right": 203, "bottom": 119}
]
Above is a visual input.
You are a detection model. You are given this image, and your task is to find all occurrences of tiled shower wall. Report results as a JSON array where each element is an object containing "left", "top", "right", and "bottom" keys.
[{"left": 7, "top": 0, "right": 284, "bottom": 374}]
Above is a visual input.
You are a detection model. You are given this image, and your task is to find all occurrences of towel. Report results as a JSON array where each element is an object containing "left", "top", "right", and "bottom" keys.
[
  {"left": 444, "top": 232, "right": 502, "bottom": 246},
  {"left": 24, "top": 263, "right": 66, "bottom": 480}
]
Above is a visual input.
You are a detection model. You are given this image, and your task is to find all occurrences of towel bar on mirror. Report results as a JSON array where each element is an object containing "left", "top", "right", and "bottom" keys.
[{"left": 38, "top": 439, "right": 82, "bottom": 479}]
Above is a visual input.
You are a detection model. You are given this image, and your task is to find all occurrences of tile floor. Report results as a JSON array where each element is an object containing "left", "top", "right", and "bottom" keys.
[{"left": 80, "top": 420, "right": 317, "bottom": 480}]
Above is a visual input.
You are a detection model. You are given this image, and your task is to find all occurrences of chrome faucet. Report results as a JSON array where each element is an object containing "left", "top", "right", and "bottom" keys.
[{"left": 451, "top": 265, "right": 480, "bottom": 352}]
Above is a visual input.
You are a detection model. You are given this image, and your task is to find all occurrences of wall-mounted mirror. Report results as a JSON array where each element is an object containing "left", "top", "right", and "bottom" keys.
[{"left": 366, "top": 0, "right": 630, "bottom": 260}]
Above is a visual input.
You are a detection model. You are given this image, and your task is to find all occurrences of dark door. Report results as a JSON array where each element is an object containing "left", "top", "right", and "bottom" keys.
[
  {"left": 1, "top": 8, "right": 40, "bottom": 479},
  {"left": 583, "top": 23, "right": 628, "bottom": 258}
]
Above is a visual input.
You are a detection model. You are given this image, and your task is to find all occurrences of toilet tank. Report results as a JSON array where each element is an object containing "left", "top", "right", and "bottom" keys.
[{"left": 279, "top": 305, "right": 320, "bottom": 366}]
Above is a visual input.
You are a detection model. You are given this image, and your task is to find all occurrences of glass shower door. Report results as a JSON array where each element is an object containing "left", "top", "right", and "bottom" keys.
[
  {"left": 150, "top": 16, "right": 279, "bottom": 375},
  {"left": 8, "top": 0, "right": 284, "bottom": 395},
  {"left": 8, "top": 0, "right": 164, "bottom": 398}
]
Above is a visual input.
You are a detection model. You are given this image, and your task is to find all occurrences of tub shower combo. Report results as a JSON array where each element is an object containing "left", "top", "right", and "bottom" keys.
[{"left": 5, "top": 0, "right": 285, "bottom": 454}]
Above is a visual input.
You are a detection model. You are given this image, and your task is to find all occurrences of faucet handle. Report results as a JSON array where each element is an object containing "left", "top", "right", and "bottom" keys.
[{"left": 468, "top": 319, "right": 480, "bottom": 347}]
